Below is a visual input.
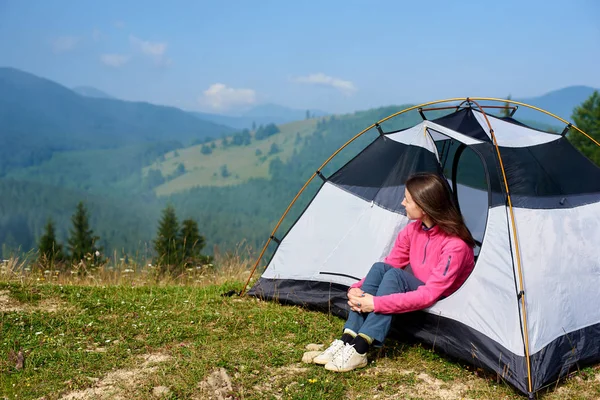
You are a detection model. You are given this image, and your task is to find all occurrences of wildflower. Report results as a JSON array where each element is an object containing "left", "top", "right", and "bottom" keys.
[
  {"left": 308, "top": 378, "right": 317, "bottom": 384},
  {"left": 35, "top": 331, "right": 42, "bottom": 335}
]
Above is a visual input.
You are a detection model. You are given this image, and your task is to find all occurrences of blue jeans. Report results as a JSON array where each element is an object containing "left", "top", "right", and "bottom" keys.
[{"left": 344, "top": 262, "right": 424, "bottom": 345}]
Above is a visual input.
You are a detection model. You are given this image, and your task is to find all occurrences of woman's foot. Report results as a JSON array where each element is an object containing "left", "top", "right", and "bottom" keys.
[
  {"left": 324, "top": 343, "right": 368, "bottom": 372},
  {"left": 313, "top": 339, "right": 345, "bottom": 365}
]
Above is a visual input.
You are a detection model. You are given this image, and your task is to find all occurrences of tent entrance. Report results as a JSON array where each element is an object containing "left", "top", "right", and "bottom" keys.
[{"left": 431, "top": 131, "right": 490, "bottom": 255}]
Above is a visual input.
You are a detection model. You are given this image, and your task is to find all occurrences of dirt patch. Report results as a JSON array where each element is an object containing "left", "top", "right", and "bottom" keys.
[
  {"left": 357, "top": 364, "right": 478, "bottom": 400},
  {"left": 0, "top": 290, "right": 69, "bottom": 313},
  {"left": 248, "top": 363, "right": 310, "bottom": 398},
  {"left": 0, "top": 290, "right": 24, "bottom": 312},
  {"left": 195, "top": 368, "right": 235, "bottom": 400},
  {"left": 58, "top": 352, "right": 172, "bottom": 399}
]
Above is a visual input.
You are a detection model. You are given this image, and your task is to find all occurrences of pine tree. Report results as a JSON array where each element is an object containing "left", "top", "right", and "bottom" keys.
[
  {"left": 153, "top": 204, "right": 181, "bottom": 274},
  {"left": 67, "top": 201, "right": 100, "bottom": 262},
  {"left": 180, "top": 219, "right": 205, "bottom": 266},
  {"left": 570, "top": 91, "right": 600, "bottom": 166},
  {"left": 38, "top": 218, "right": 64, "bottom": 265}
]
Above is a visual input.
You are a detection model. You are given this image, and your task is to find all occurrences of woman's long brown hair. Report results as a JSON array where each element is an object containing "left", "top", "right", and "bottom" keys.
[{"left": 406, "top": 172, "right": 476, "bottom": 248}]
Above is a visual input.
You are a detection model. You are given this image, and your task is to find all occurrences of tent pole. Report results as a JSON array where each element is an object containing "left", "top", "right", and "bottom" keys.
[
  {"left": 469, "top": 99, "right": 534, "bottom": 396},
  {"left": 470, "top": 97, "right": 600, "bottom": 148}
]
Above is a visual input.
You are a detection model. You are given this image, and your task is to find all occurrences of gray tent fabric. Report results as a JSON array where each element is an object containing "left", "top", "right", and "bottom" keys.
[{"left": 248, "top": 107, "right": 600, "bottom": 396}]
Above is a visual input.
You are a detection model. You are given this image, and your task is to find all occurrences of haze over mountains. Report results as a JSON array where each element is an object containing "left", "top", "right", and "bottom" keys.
[{"left": 0, "top": 66, "right": 597, "bottom": 259}]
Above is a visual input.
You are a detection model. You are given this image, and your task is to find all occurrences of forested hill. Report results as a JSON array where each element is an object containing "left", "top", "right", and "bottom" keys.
[
  {"left": 0, "top": 101, "right": 432, "bottom": 259},
  {"left": 0, "top": 67, "right": 233, "bottom": 175},
  {"left": 1, "top": 68, "right": 597, "bottom": 261}
]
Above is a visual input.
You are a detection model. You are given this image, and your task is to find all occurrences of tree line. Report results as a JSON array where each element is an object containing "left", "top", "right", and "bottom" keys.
[{"left": 37, "top": 201, "right": 210, "bottom": 276}]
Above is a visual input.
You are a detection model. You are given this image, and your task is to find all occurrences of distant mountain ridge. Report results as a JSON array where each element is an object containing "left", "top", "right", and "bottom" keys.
[
  {"left": 515, "top": 85, "right": 598, "bottom": 125},
  {"left": 191, "top": 104, "right": 329, "bottom": 130},
  {"left": 73, "top": 85, "right": 115, "bottom": 99},
  {"left": 0, "top": 67, "right": 234, "bottom": 174}
]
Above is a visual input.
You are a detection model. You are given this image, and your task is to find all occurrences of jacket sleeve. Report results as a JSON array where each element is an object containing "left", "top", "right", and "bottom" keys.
[
  {"left": 350, "top": 223, "right": 413, "bottom": 290},
  {"left": 350, "top": 278, "right": 365, "bottom": 289},
  {"left": 382, "top": 223, "right": 413, "bottom": 268},
  {"left": 373, "top": 240, "right": 471, "bottom": 314}
]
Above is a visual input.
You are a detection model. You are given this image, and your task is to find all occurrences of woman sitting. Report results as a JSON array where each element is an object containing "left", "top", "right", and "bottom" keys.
[{"left": 311, "top": 172, "right": 476, "bottom": 372}]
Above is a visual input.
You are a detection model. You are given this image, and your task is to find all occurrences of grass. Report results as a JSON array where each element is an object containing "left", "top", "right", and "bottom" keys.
[
  {"left": 143, "top": 118, "right": 320, "bottom": 194},
  {"left": 1, "top": 260, "right": 599, "bottom": 399}
]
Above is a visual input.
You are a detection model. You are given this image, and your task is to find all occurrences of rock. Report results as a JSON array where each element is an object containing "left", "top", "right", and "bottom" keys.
[
  {"left": 305, "top": 343, "right": 324, "bottom": 351},
  {"left": 153, "top": 386, "right": 171, "bottom": 397},
  {"left": 15, "top": 350, "right": 25, "bottom": 370},
  {"left": 302, "top": 350, "right": 322, "bottom": 364}
]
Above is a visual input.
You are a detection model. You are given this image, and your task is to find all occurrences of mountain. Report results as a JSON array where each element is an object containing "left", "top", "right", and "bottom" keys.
[
  {"left": 190, "top": 112, "right": 258, "bottom": 130},
  {"left": 512, "top": 86, "right": 598, "bottom": 126},
  {"left": 72, "top": 85, "right": 115, "bottom": 99},
  {"left": 0, "top": 67, "right": 234, "bottom": 174},
  {"left": 191, "top": 104, "right": 329, "bottom": 130}
]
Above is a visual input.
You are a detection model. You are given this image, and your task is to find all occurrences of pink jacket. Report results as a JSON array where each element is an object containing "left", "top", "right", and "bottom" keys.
[{"left": 351, "top": 221, "right": 474, "bottom": 314}]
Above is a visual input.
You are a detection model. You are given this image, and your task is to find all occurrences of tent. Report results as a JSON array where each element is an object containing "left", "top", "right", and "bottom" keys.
[{"left": 245, "top": 98, "right": 600, "bottom": 397}]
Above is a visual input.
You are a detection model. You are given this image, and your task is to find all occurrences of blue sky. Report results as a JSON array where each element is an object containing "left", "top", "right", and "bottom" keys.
[{"left": 0, "top": 0, "right": 598, "bottom": 114}]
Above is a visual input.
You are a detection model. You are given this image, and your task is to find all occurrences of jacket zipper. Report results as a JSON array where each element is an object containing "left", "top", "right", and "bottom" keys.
[
  {"left": 443, "top": 256, "right": 452, "bottom": 276},
  {"left": 422, "top": 237, "right": 430, "bottom": 264}
]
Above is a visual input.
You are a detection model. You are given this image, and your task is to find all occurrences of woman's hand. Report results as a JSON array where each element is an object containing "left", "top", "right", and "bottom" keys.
[
  {"left": 347, "top": 287, "right": 363, "bottom": 298},
  {"left": 348, "top": 291, "right": 375, "bottom": 313}
]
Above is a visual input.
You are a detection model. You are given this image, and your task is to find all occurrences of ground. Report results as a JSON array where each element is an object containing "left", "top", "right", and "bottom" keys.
[{"left": 1, "top": 276, "right": 600, "bottom": 399}]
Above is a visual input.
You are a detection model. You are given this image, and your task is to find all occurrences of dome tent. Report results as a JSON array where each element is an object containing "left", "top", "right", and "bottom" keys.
[{"left": 244, "top": 98, "right": 600, "bottom": 397}]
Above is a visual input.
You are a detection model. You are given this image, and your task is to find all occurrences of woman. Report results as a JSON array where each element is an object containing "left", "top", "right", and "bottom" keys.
[{"left": 311, "top": 172, "right": 476, "bottom": 372}]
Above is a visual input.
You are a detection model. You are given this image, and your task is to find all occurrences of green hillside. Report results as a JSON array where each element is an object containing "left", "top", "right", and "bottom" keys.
[{"left": 145, "top": 119, "right": 320, "bottom": 195}]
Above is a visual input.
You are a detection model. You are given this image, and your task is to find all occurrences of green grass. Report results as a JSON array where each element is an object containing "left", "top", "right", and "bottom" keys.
[
  {"left": 1, "top": 279, "right": 599, "bottom": 399},
  {"left": 144, "top": 118, "right": 320, "bottom": 194}
]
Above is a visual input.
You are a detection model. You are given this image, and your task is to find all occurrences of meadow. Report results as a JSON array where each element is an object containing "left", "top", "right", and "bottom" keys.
[{"left": 1, "top": 256, "right": 599, "bottom": 400}]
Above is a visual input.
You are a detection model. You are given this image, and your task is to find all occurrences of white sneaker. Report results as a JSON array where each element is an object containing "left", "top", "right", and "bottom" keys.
[
  {"left": 324, "top": 343, "right": 368, "bottom": 372},
  {"left": 313, "top": 339, "right": 345, "bottom": 365}
]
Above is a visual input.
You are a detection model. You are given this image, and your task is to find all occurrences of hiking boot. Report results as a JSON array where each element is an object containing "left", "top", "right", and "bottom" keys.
[
  {"left": 324, "top": 343, "right": 368, "bottom": 372},
  {"left": 312, "top": 339, "right": 345, "bottom": 365}
]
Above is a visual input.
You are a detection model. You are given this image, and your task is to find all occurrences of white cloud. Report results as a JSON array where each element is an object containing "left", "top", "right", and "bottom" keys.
[
  {"left": 50, "top": 36, "right": 80, "bottom": 54},
  {"left": 100, "top": 54, "right": 130, "bottom": 68},
  {"left": 129, "top": 35, "right": 172, "bottom": 66},
  {"left": 200, "top": 83, "right": 257, "bottom": 111},
  {"left": 293, "top": 72, "right": 357, "bottom": 95}
]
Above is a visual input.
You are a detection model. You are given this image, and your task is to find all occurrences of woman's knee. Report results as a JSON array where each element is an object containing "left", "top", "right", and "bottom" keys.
[
  {"left": 369, "top": 262, "right": 388, "bottom": 274},
  {"left": 382, "top": 268, "right": 409, "bottom": 286}
]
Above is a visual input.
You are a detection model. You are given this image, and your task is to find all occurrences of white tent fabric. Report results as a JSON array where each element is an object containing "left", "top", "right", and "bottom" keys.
[
  {"left": 514, "top": 202, "right": 600, "bottom": 353},
  {"left": 472, "top": 110, "right": 561, "bottom": 147},
  {"left": 387, "top": 121, "right": 484, "bottom": 147},
  {"left": 263, "top": 182, "right": 410, "bottom": 286}
]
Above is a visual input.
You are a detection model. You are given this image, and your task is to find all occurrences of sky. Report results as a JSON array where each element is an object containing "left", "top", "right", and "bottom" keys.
[{"left": 0, "top": 0, "right": 599, "bottom": 115}]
